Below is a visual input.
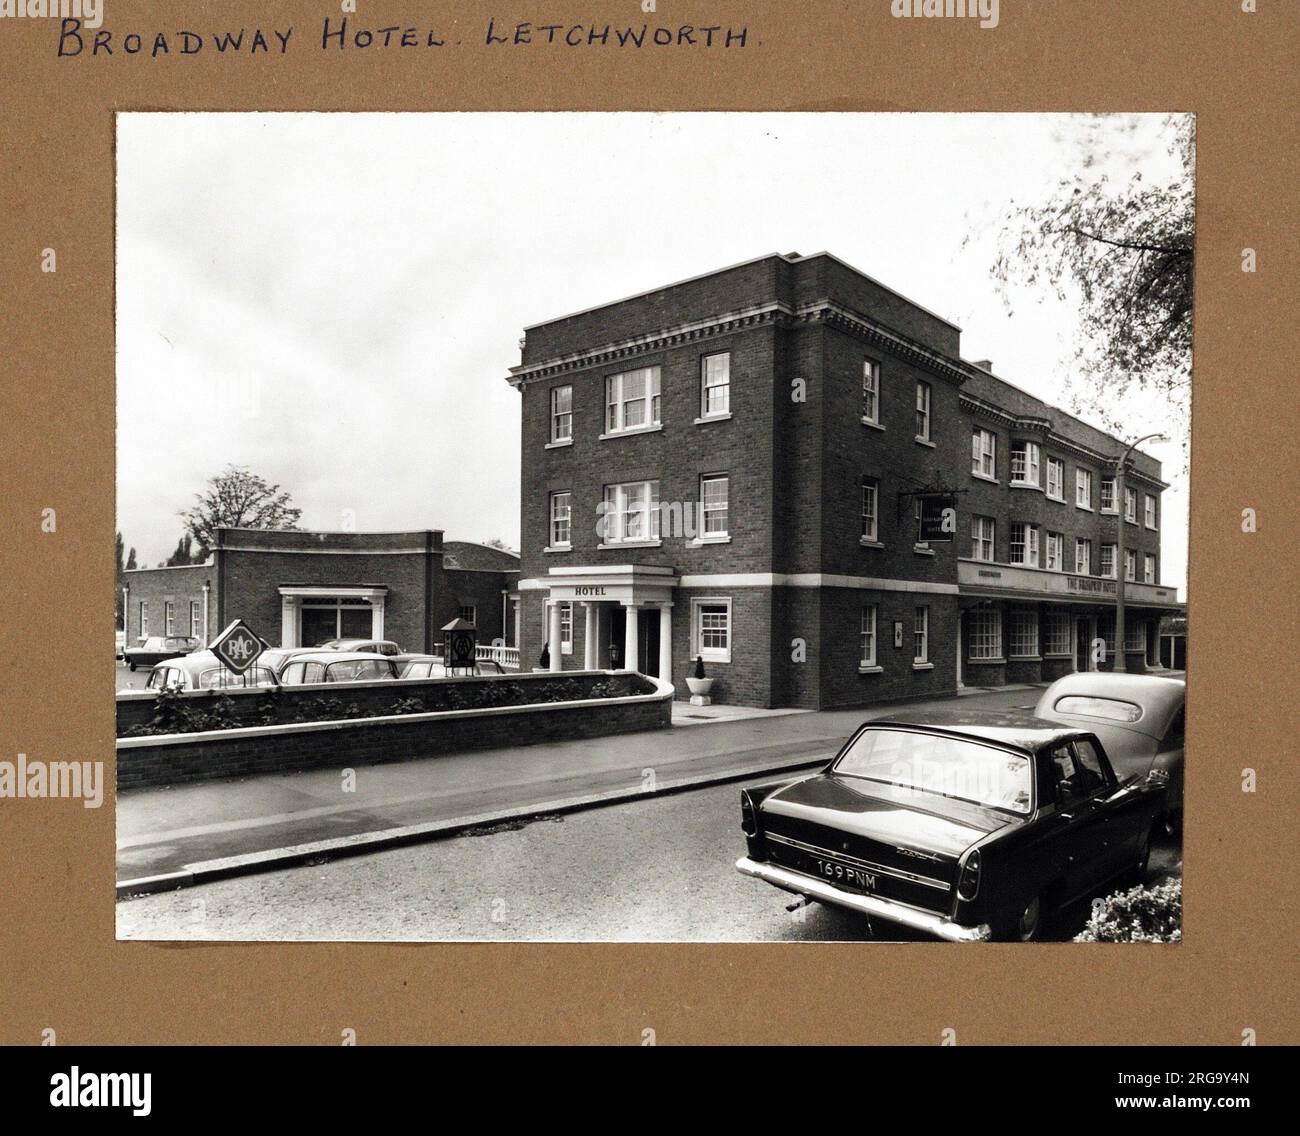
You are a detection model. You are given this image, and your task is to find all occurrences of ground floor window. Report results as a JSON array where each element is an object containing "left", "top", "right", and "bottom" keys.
[
  {"left": 1097, "top": 614, "right": 1115, "bottom": 653},
  {"left": 1043, "top": 611, "right": 1072, "bottom": 655},
  {"left": 913, "top": 605, "right": 929, "bottom": 664},
  {"left": 459, "top": 604, "right": 477, "bottom": 625},
  {"left": 190, "top": 600, "right": 202, "bottom": 638},
  {"left": 860, "top": 604, "right": 878, "bottom": 667},
  {"left": 692, "top": 597, "right": 731, "bottom": 663},
  {"left": 164, "top": 601, "right": 175, "bottom": 635},
  {"left": 558, "top": 602, "right": 573, "bottom": 654},
  {"left": 139, "top": 601, "right": 148, "bottom": 637},
  {"left": 1124, "top": 621, "right": 1146, "bottom": 652},
  {"left": 1008, "top": 610, "right": 1039, "bottom": 658},
  {"left": 968, "top": 609, "right": 1002, "bottom": 660}
]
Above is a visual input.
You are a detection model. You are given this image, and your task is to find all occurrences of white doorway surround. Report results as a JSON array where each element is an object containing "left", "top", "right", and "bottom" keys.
[
  {"left": 531, "top": 565, "right": 677, "bottom": 678},
  {"left": 276, "top": 585, "right": 387, "bottom": 648}
]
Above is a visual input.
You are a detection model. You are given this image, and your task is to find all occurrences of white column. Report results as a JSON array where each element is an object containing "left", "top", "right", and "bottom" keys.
[
  {"left": 280, "top": 596, "right": 298, "bottom": 648},
  {"left": 658, "top": 604, "right": 672, "bottom": 683},
  {"left": 623, "top": 603, "right": 639, "bottom": 672},
  {"left": 548, "top": 601, "right": 563, "bottom": 673},
  {"left": 583, "top": 603, "right": 599, "bottom": 670},
  {"left": 370, "top": 597, "right": 385, "bottom": 639}
]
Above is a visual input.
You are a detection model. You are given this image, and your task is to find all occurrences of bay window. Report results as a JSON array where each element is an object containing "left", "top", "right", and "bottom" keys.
[{"left": 1010, "top": 441, "right": 1041, "bottom": 486}]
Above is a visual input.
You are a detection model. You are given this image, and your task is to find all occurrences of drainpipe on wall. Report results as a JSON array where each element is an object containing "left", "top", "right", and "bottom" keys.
[{"left": 202, "top": 580, "right": 210, "bottom": 647}]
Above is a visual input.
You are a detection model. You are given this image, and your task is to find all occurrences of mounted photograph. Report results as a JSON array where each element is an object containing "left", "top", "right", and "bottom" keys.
[{"left": 114, "top": 111, "right": 1191, "bottom": 944}]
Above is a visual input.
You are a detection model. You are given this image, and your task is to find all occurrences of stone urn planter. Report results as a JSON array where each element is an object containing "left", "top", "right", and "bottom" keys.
[{"left": 685, "top": 655, "right": 714, "bottom": 705}]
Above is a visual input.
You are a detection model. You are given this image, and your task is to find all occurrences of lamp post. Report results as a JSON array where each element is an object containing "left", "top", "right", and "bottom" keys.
[{"left": 1114, "top": 432, "right": 1167, "bottom": 673}]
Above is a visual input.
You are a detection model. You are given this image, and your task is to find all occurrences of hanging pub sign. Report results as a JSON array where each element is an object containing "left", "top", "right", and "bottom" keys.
[
  {"left": 918, "top": 493, "right": 957, "bottom": 542},
  {"left": 441, "top": 618, "right": 478, "bottom": 675}
]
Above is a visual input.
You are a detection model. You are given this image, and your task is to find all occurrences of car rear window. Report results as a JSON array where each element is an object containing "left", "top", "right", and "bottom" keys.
[
  {"left": 198, "top": 667, "right": 276, "bottom": 689},
  {"left": 1053, "top": 695, "right": 1142, "bottom": 723},
  {"left": 834, "top": 728, "right": 1032, "bottom": 815}
]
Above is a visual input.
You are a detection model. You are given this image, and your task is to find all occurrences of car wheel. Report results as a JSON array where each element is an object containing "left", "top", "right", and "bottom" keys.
[
  {"left": 128, "top": 661, "right": 137, "bottom": 672},
  {"left": 1132, "top": 827, "right": 1157, "bottom": 884},
  {"left": 1015, "top": 894, "right": 1043, "bottom": 942}
]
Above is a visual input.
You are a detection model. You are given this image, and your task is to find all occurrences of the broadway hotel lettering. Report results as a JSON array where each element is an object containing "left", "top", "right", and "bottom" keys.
[{"left": 508, "top": 252, "right": 1183, "bottom": 708}]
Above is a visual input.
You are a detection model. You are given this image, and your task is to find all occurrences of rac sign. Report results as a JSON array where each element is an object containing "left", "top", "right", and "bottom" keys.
[{"left": 210, "top": 619, "right": 265, "bottom": 675}]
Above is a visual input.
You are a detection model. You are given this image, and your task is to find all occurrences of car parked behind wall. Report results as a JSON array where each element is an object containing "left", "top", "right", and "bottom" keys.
[
  {"left": 1034, "top": 673, "right": 1185, "bottom": 827},
  {"left": 123, "top": 635, "right": 201, "bottom": 671},
  {"left": 277, "top": 650, "right": 400, "bottom": 685},
  {"left": 145, "top": 651, "right": 280, "bottom": 691}
]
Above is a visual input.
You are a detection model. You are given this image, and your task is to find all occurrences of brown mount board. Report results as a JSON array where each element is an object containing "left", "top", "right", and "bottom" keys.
[{"left": 0, "top": 1, "right": 1297, "bottom": 1045}]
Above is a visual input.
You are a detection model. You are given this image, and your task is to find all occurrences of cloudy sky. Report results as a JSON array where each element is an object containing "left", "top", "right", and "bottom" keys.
[{"left": 117, "top": 112, "right": 1190, "bottom": 594}]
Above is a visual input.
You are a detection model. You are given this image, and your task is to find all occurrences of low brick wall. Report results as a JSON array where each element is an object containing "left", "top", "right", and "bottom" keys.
[
  {"left": 118, "top": 669, "right": 644, "bottom": 736},
  {"left": 117, "top": 674, "right": 673, "bottom": 790}
]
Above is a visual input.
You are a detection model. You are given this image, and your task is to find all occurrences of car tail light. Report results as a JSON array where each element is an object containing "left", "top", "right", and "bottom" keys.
[
  {"left": 957, "top": 849, "right": 981, "bottom": 901},
  {"left": 740, "top": 790, "right": 758, "bottom": 836}
]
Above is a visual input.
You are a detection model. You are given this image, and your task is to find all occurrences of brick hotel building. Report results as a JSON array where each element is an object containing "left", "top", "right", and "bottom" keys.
[{"left": 508, "top": 251, "right": 1182, "bottom": 709}]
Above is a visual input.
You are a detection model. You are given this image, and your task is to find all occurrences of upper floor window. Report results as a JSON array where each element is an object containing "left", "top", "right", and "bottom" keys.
[
  {"left": 549, "top": 491, "right": 572, "bottom": 548},
  {"left": 1100, "top": 477, "right": 1116, "bottom": 512},
  {"left": 605, "top": 366, "right": 661, "bottom": 435},
  {"left": 971, "top": 515, "right": 995, "bottom": 561},
  {"left": 1144, "top": 553, "right": 1156, "bottom": 583},
  {"left": 1076, "top": 468, "right": 1094, "bottom": 510},
  {"left": 1046, "top": 457, "right": 1065, "bottom": 501},
  {"left": 1009, "top": 522, "right": 1040, "bottom": 567},
  {"left": 1144, "top": 493, "right": 1158, "bottom": 529},
  {"left": 1100, "top": 543, "right": 1117, "bottom": 579},
  {"left": 549, "top": 385, "right": 572, "bottom": 443},
  {"left": 862, "top": 358, "right": 881, "bottom": 424},
  {"left": 601, "top": 480, "right": 660, "bottom": 544},
  {"left": 1045, "top": 531, "right": 1064, "bottom": 571},
  {"left": 861, "top": 478, "right": 879, "bottom": 543},
  {"left": 700, "top": 474, "right": 729, "bottom": 538},
  {"left": 1075, "top": 538, "right": 1092, "bottom": 575},
  {"left": 915, "top": 381, "right": 931, "bottom": 441},
  {"left": 700, "top": 353, "right": 730, "bottom": 418},
  {"left": 1124, "top": 486, "right": 1138, "bottom": 524},
  {"left": 459, "top": 605, "right": 477, "bottom": 625},
  {"left": 1010, "top": 441, "right": 1041, "bottom": 486},
  {"left": 1124, "top": 549, "right": 1137, "bottom": 581},
  {"left": 971, "top": 428, "right": 997, "bottom": 479}
]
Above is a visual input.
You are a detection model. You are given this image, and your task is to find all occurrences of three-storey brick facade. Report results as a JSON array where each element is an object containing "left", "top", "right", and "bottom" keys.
[{"left": 508, "top": 252, "right": 1181, "bottom": 708}]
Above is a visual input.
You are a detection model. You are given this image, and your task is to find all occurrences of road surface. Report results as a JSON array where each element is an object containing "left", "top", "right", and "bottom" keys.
[{"left": 117, "top": 773, "right": 1180, "bottom": 943}]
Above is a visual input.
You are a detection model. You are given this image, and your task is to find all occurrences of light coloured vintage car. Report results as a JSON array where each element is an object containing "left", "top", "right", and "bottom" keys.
[
  {"left": 144, "top": 650, "right": 280, "bottom": 691},
  {"left": 315, "top": 638, "right": 402, "bottom": 657},
  {"left": 394, "top": 654, "right": 505, "bottom": 680},
  {"left": 1034, "top": 672, "right": 1184, "bottom": 828},
  {"left": 277, "top": 650, "right": 399, "bottom": 685}
]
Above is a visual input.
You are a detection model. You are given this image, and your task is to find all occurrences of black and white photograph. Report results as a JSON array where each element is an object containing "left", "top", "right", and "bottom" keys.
[{"left": 114, "top": 111, "right": 1191, "bottom": 944}]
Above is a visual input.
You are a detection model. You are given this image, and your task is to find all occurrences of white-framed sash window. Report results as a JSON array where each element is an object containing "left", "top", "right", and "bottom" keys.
[
  {"left": 862, "top": 478, "right": 879, "bottom": 542},
  {"left": 701, "top": 353, "right": 730, "bottom": 418},
  {"left": 860, "top": 604, "right": 878, "bottom": 667},
  {"left": 602, "top": 480, "right": 660, "bottom": 543},
  {"left": 549, "top": 491, "right": 572, "bottom": 548},
  {"left": 913, "top": 605, "right": 929, "bottom": 664},
  {"left": 971, "top": 515, "right": 995, "bottom": 561},
  {"left": 692, "top": 597, "right": 732, "bottom": 663},
  {"left": 972, "top": 428, "right": 997, "bottom": 479},
  {"left": 700, "top": 474, "right": 729, "bottom": 538},
  {"left": 915, "top": 381, "right": 931, "bottom": 441},
  {"left": 605, "top": 366, "right": 661, "bottom": 434},
  {"left": 862, "top": 358, "right": 881, "bottom": 424},
  {"left": 550, "top": 385, "right": 573, "bottom": 443}
]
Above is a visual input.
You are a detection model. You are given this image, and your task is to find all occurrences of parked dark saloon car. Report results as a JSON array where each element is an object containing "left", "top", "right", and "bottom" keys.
[
  {"left": 736, "top": 710, "right": 1169, "bottom": 942},
  {"left": 122, "top": 635, "right": 201, "bottom": 671}
]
